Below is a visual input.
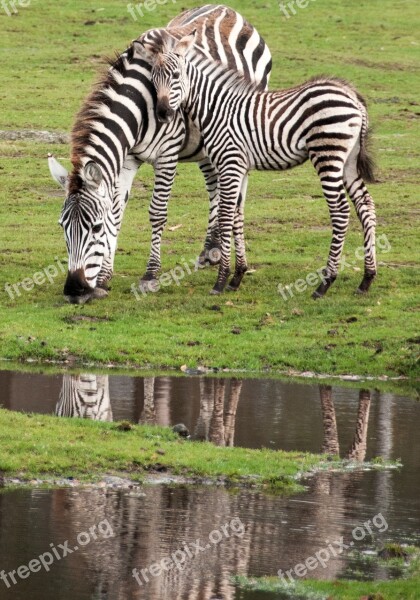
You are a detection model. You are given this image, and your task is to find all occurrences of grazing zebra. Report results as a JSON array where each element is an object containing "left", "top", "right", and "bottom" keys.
[
  {"left": 48, "top": 5, "right": 272, "bottom": 304},
  {"left": 55, "top": 374, "right": 113, "bottom": 421},
  {"left": 138, "top": 31, "right": 377, "bottom": 298}
]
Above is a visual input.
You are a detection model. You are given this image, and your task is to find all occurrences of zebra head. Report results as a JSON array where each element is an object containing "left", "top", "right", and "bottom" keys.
[
  {"left": 49, "top": 155, "right": 113, "bottom": 304},
  {"left": 134, "top": 30, "right": 196, "bottom": 124}
]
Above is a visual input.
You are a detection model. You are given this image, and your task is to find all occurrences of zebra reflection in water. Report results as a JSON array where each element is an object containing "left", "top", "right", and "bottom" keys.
[
  {"left": 319, "top": 385, "right": 371, "bottom": 460},
  {"left": 55, "top": 377, "right": 372, "bottom": 459},
  {"left": 138, "top": 377, "right": 243, "bottom": 446},
  {"left": 55, "top": 376, "right": 243, "bottom": 448},
  {"left": 55, "top": 374, "right": 113, "bottom": 421},
  {"left": 195, "top": 379, "right": 242, "bottom": 446}
]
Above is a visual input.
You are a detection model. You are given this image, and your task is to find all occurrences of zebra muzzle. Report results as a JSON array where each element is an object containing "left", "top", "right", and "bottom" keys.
[
  {"left": 63, "top": 269, "right": 95, "bottom": 304},
  {"left": 156, "top": 99, "right": 175, "bottom": 123}
]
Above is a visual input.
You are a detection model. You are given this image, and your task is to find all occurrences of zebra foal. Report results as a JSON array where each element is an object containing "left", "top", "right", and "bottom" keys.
[{"left": 137, "top": 31, "right": 377, "bottom": 298}]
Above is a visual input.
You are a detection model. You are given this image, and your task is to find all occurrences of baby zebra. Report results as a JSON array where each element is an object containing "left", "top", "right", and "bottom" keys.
[{"left": 135, "top": 31, "right": 377, "bottom": 298}]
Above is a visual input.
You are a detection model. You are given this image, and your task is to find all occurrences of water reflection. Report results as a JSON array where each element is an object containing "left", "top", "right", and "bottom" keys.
[
  {"left": 195, "top": 379, "right": 242, "bottom": 446},
  {"left": 0, "top": 371, "right": 407, "bottom": 464},
  {"left": 54, "top": 375, "right": 373, "bottom": 460},
  {"left": 320, "top": 385, "right": 371, "bottom": 460},
  {"left": 0, "top": 372, "right": 419, "bottom": 599},
  {"left": 0, "top": 479, "right": 401, "bottom": 600},
  {"left": 56, "top": 374, "right": 113, "bottom": 421},
  {"left": 53, "top": 374, "right": 244, "bottom": 447}
]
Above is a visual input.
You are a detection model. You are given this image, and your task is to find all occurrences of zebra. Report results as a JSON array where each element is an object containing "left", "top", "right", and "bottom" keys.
[
  {"left": 48, "top": 5, "right": 272, "bottom": 304},
  {"left": 55, "top": 374, "right": 113, "bottom": 421},
  {"left": 139, "top": 30, "right": 377, "bottom": 298}
]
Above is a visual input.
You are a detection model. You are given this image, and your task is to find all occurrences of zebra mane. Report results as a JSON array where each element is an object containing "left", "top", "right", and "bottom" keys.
[
  {"left": 187, "top": 49, "right": 263, "bottom": 96},
  {"left": 69, "top": 45, "right": 137, "bottom": 194}
]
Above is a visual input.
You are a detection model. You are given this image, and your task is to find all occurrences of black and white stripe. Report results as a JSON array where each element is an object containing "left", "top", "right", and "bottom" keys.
[
  {"left": 146, "top": 32, "right": 377, "bottom": 298},
  {"left": 49, "top": 5, "right": 272, "bottom": 303}
]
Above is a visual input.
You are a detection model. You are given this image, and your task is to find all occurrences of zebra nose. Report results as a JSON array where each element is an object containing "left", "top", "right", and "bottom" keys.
[
  {"left": 156, "top": 101, "right": 174, "bottom": 123},
  {"left": 63, "top": 269, "right": 94, "bottom": 302}
]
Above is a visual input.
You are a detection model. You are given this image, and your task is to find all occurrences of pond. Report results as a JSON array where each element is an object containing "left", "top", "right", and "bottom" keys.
[{"left": 0, "top": 371, "right": 419, "bottom": 599}]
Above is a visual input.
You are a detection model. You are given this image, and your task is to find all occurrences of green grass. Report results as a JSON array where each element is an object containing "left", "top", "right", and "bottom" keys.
[
  {"left": 0, "top": 0, "right": 419, "bottom": 377},
  {"left": 236, "top": 576, "right": 420, "bottom": 600},
  {"left": 0, "top": 408, "right": 325, "bottom": 487},
  {"left": 235, "top": 548, "right": 420, "bottom": 599}
]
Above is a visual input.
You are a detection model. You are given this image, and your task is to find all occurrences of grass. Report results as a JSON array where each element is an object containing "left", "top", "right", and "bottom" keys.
[
  {"left": 0, "top": 0, "right": 419, "bottom": 377},
  {"left": 0, "top": 408, "right": 325, "bottom": 488},
  {"left": 235, "top": 547, "right": 420, "bottom": 599}
]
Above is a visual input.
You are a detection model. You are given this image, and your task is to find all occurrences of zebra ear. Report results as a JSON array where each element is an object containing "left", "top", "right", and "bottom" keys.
[
  {"left": 132, "top": 39, "right": 157, "bottom": 62},
  {"left": 48, "top": 153, "right": 68, "bottom": 190},
  {"left": 83, "top": 161, "right": 103, "bottom": 190},
  {"left": 174, "top": 30, "right": 196, "bottom": 57}
]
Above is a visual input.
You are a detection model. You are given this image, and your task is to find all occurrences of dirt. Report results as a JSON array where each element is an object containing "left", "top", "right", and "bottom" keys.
[
  {"left": 63, "top": 315, "right": 112, "bottom": 324},
  {"left": 0, "top": 130, "right": 70, "bottom": 144}
]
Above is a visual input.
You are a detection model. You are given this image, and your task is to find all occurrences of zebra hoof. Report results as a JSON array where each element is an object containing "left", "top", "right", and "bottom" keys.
[
  {"left": 357, "top": 271, "right": 376, "bottom": 294},
  {"left": 139, "top": 278, "right": 159, "bottom": 293},
  {"left": 313, "top": 274, "right": 336, "bottom": 299},
  {"left": 65, "top": 294, "right": 91, "bottom": 305},
  {"left": 209, "top": 288, "right": 222, "bottom": 295}
]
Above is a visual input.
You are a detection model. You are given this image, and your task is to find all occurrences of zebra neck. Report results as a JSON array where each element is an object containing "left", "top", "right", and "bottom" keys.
[
  {"left": 71, "top": 58, "right": 154, "bottom": 191},
  {"left": 184, "top": 60, "right": 259, "bottom": 137}
]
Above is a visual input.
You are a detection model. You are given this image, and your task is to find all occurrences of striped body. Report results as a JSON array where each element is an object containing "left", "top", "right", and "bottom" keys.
[
  {"left": 53, "top": 6, "right": 272, "bottom": 303},
  {"left": 146, "top": 34, "right": 377, "bottom": 297}
]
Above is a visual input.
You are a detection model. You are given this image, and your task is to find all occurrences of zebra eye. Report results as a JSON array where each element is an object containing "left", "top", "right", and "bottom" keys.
[
  {"left": 172, "top": 71, "right": 180, "bottom": 80},
  {"left": 92, "top": 223, "right": 103, "bottom": 234}
]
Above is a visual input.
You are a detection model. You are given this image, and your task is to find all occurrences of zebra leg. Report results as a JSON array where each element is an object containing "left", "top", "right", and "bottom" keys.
[
  {"left": 96, "top": 255, "right": 113, "bottom": 292},
  {"left": 312, "top": 161, "right": 350, "bottom": 299},
  {"left": 227, "top": 173, "right": 249, "bottom": 291},
  {"left": 198, "top": 158, "right": 221, "bottom": 265},
  {"left": 139, "top": 162, "right": 177, "bottom": 293},
  {"left": 97, "top": 156, "right": 142, "bottom": 292},
  {"left": 211, "top": 170, "right": 246, "bottom": 295},
  {"left": 344, "top": 146, "right": 377, "bottom": 293}
]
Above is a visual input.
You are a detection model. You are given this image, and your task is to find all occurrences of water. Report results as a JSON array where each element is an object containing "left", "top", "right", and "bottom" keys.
[{"left": 0, "top": 371, "right": 419, "bottom": 599}]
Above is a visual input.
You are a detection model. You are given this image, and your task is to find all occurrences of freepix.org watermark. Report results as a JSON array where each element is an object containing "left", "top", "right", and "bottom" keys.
[
  {"left": 127, "top": 0, "right": 177, "bottom": 21},
  {"left": 4, "top": 257, "right": 66, "bottom": 300},
  {"left": 132, "top": 517, "right": 245, "bottom": 587},
  {"left": 278, "top": 0, "right": 317, "bottom": 19},
  {"left": 1, "top": 0, "right": 30, "bottom": 16},
  {"left": 131, "top": 249, "right": 221, "bottom": 298},
  {"left": 277, "top": 234, "right": 391, "bottom": 301},
  {"left": 277, "top": 512, "right": 388, "bottom": 585},
  {"left": 0, "top": 519, "right": 114, "bottom": 589}
]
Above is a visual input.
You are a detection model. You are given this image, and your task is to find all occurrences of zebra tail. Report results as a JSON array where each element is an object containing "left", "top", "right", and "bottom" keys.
[{"left": 357, "top": 113, "right": 376, "bottom": 184}]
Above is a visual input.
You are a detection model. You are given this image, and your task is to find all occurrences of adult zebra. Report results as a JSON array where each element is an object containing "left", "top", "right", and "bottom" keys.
[
  {"left": 140, "top": 31, "right": 377, "bottom": 298},
  {"left": 49, "top": 5, "right": 272, "bottom": 304}
]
